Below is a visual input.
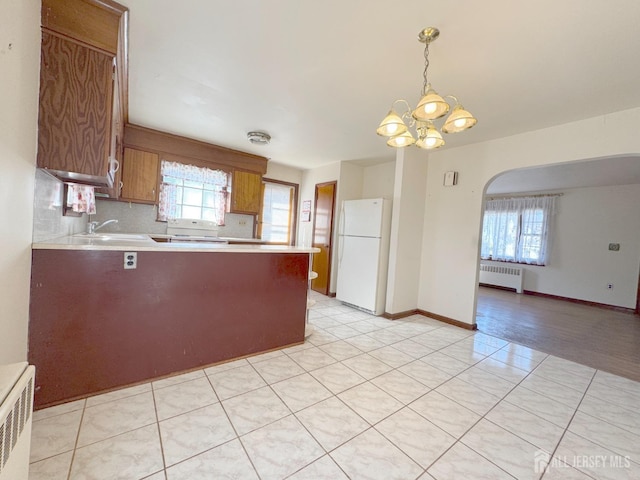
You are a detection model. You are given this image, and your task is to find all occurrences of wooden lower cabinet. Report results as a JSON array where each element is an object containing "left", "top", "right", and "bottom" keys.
[
  {"left": 120, "top": 147, "right": 159, "bottom": 203},
  {"left": 231, "top": 170, "right": 262, "bottom": 214},
  {"left": 29, "top": 249, "right": 309, "bottom": 408}
]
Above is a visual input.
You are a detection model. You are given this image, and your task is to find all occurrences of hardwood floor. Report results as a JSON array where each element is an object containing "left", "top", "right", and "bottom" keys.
[{"left": 476, "top": 286, "right": 640, "bottom": 382}]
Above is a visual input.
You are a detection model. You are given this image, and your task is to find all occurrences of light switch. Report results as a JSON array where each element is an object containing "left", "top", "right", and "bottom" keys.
[{"left": 443, "top": 171, "right": 458, "bottom": 187}]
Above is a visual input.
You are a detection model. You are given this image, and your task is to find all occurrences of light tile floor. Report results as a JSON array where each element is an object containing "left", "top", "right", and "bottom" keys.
[{"left": 29, "top": 292, "right": 640, "bottom": 479}]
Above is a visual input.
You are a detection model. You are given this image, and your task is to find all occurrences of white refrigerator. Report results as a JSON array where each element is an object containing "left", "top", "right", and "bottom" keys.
[{"left": 336, "top": 198, "right": 392, "bottom": 315}]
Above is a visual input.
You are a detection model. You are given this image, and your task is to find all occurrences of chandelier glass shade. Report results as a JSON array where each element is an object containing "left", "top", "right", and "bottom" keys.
[{"left": 376, "top": 27, "right": 477, "bottom": 150}]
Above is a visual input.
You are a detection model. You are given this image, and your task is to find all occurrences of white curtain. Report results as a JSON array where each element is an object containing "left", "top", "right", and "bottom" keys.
[
  {"left": 481, "top": 195, "right": 557, "bottom": 265},
  {"left": 157, "top": 160, "right": 229, "bottom": 224}
]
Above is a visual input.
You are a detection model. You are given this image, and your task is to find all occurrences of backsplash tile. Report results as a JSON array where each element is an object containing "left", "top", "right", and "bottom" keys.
[
  {"left": 32, "top": 169, "right": 86, "bottom": 242},
  {"left": 92, "top": 200, "right": 254, "bottom": 238},
  {"left": 220, "top": 213, "right": 255, "bottom": 238},
  {"left": 91, "top": 200, "right": 166, "bottom": 235}
]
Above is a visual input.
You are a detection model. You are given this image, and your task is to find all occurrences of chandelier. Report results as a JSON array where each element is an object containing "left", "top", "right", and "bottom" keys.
[{"left": 376, "top": 27, "right": 477, "bottom": 150}]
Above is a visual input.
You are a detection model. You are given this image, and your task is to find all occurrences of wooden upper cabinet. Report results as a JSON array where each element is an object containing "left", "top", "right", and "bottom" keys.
[
  {"left": 231, "top": 170, "right": 262, "bottom": 214},
  {"left": 38, "top": 32, "right": 114, "bottom": 184},
  {"left": 41, "top": 0, "right": 123, "bottom": 55},
  {"left": 37, "top": 0, "right": 128, "bottom": 188},
  {"left": 120, "top": 148, "right": 159, "bottom": 204}
]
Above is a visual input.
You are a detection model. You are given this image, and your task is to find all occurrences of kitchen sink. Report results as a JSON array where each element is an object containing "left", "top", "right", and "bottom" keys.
[{"left": 73, "top": 233, "right": 152, "bottom": 241}]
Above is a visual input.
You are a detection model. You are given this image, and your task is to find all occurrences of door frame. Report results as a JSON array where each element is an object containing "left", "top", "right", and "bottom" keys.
[
  {"left": 311, "top": 181, "right": 337, "bottom": 296},
  {"left": 636, "top": 266, "right": 640, "bottom": 315},
  {"left": 258, "top": 177, "right": 299, "bottom": 246}
]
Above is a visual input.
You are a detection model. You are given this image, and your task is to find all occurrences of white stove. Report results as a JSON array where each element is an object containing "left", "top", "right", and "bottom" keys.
[{"left": 166, "top": 218, "right": 226, "bottom": 242}]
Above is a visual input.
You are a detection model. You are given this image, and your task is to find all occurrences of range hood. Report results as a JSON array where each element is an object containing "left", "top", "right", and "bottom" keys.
[{"left": 40, "top": 167, "right": 115, "bottom": 188}]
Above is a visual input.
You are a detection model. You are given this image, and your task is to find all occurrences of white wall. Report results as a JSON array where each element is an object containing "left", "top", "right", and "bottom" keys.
[
  {"left": 419, "top": 107, "right": 640, "bottom": 326},
  {"left": 0, "top": 0, "right": 40, "bottom": 363},
  {"left": 265, "top": 161, "right": 303, "bottom": 185},
  {"left": 362, "top": 161, "right": 395, "bottom": 199},
  {"left": 298, "top": 162, "right": 340, "bottom": 248},
  {"left": 337, "top": 162, "right": 364, "bottom": 203},
  {"left": 483, "top": 184, "right": 640, "bottom": 308},
  {"left": 300, "top": 160, "right": 398, "bottom": 294},
  {"left": 385, "top": 148, "right": 428, "bottom": 314}
]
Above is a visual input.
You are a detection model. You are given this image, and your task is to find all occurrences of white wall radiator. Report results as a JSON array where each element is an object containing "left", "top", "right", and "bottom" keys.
[
  {"left": 0, "top": 364, "right": 35, "bottom": 480},
  {"left": 479, "top": 263, "right": 523, "bottom": 293}
]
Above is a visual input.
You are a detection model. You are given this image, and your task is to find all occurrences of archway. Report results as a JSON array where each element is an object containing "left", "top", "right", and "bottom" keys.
[{"left": 473, "top": 155, "right": 640, "bottom": 379}]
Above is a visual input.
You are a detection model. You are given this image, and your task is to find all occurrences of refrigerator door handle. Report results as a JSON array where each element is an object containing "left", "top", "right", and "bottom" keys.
[
  {"left": 338, "top": 235, "right": 344, "bottom": 266},
  {"left": 339, "top": 203, "right": 346, "bottom": 236}
]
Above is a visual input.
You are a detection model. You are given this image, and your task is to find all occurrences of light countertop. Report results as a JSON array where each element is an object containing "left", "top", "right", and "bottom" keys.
[
  {"left": 149, "top": 234, "right": 264, "bottom": 244},
  {"left": 32, "top": 234, "right": 319, "bottom": 254}
]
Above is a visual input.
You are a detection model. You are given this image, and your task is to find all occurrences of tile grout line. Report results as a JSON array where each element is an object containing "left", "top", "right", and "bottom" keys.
[
  {"left": 268, "top": 309, "right": 589, "bottom": 479},
  {"left": 32, "top": 294, "right": 639, "bottom": 479},
  {"left": 415, "top": 353, "right": 545, "bottom": 478},
  {"left": 538, "top": 369, "right": 599, "bottom": 478},
  {"left": 408, "top": 343, "right": 530, "bottom": 478},
  {"left": 65, "top": 398, "right": 86, "bottom": 480},
  {"left": 150, "top": 382, "right": 169, "bottom": 479},
  {"left": 221, "top": 361, "right": 279, "bottom": 480},
  {"left": 287, "top": 324, "right": 497, "bottom": 477}
]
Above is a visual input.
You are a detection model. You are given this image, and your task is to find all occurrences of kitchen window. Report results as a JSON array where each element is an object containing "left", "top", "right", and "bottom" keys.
[
  {"left": 480, "top": 195, "right": 557, "bottom": 265},
  {"left": 259, "top": 180, "right": 297, "bottom": 245},
  {"left": 157, "top": 160, "right": 230, "bottom": 225}
]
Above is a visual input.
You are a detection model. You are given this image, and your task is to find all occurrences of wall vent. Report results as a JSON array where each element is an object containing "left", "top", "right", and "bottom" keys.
[{"left": 0, "top": 369, "right": 34, "bottom": 479}]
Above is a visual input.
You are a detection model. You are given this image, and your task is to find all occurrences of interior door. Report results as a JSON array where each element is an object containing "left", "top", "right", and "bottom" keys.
[
  {"left": 311, "top": 181, "right": 336, "bottom": 295},
  {"left": 636, "top": 268, "right": 640, "bottom": 315}
]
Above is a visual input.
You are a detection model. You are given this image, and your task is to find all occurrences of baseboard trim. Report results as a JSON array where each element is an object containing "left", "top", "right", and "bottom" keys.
[
  {"left": 416, "top": 309, "right": 478, "bottom": 330},
  {"left": 523, "top": 290, "right": 637, "bottom": 314},
  {"left": 328, "top": 292, "right": 336, "bottom": 298},
  {"left": 479, "top": 283, "right": 518, "bottom": 293},
  {"left": 382, "top": 309, "right": 419, "bottom": 320}
]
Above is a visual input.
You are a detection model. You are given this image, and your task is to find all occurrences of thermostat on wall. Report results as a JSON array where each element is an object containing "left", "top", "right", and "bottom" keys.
[{"left": 443, "top": 171, "right": 458, "bottom": 186}]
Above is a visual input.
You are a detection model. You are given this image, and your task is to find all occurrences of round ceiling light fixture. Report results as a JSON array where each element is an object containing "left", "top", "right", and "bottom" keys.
[{"left": 247, "top": 131, "right": 271, "bottom": 145}]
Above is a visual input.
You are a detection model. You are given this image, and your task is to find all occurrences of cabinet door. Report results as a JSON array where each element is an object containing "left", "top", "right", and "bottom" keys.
[
  {"left": 231, "top": 170, "right": 262, "bottom": 214},
  {"left": 95, "top": 57, "right": 123, "bottom": 199},
  {"left": 37, "top": 32, "right": 113, "bottom": 180},
  {"left": 120, "top": 148, "right": 159, "bottom": 203}
]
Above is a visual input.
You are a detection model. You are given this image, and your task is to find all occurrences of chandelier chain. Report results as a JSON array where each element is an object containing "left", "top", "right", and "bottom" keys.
[{"left": 422, "top": 41, "right": 430, "bottom": 95}]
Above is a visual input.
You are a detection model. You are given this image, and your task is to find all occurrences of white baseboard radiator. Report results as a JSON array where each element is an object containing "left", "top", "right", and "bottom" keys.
[
  {"left": 479, "top": 263, "right": 523, "bottom": 293},
  {"left": 0, "top": 363, "right": 35, "bottom": 480}
]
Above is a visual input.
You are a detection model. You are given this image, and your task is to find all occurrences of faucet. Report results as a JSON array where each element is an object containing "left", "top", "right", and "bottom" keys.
[{"left": 87, "top": 219, "right": 118, "bottom": 234}]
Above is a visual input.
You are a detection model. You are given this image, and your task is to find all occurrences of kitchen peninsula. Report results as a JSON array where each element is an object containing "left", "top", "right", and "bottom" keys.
[{"left": 30, "top": 236, "right": 317, "bottom": 408}]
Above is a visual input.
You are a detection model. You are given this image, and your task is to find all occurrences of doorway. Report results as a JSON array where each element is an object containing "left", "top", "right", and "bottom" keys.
[
  {"left": 258, "top": 178, "right": 298, "bottom": 245},
  {"left": 475, "top": 158, "right": 640, "bottom": 380},
  {"left": 311, "top": 181, "right": 336, "bottom": 295}
]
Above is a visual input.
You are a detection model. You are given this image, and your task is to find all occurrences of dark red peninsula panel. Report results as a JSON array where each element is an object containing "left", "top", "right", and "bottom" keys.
[{"left": 29, "top": 249, "right": 309, "bottom": 408}]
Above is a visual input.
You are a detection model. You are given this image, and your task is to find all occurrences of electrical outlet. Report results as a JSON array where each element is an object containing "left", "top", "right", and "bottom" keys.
[
  {"left": 608, "top": 243, "right": 620, "bottom": 251},
  {"left": 607, "top": 283, "right": 613, "bottom": 290},
  {"left": 124, "top": 252, "right": 137, "bottom": 269},
  {"left": 239, "top": 220, "right": 247, "bottom": 226}
]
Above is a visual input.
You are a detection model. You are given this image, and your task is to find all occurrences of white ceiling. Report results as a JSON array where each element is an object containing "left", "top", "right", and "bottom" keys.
[
  {"left": 120, "top": 0, "right": 640, "bottom": 175},
  {"left": 486, "top": 155, "right": 640, "bottom": 194}
]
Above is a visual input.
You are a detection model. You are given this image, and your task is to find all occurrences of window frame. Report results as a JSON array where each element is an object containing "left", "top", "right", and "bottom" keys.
[
  {"left": 157, "top": 159, "right": 231, "bottom": 225},
  {"left": 480, "top": 196, "right": 556, "bottom": 266},
  {"left": 258, "top": 178, "right": 299, "bottom": 246}
]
